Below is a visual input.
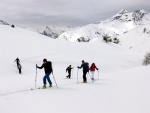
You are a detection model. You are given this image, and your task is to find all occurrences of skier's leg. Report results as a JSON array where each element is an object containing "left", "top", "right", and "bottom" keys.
[
  {"left": 68, "top": 71, "right": 71, "bottom": 79},
  {"left": 43, "top": 74, "right": 47, "bottom": 85},
  {"left": 85, "top": 71, "right": 87, "bottom": 82},
  {"left": 83, "top": 71, "right": 87, "bottom": 82},
  {"left": 46, "top": 73, "right": 52, "bottom": 87},
  {"left": 46, "top": 73, "right": 52, "bottom": 84},
  {"left": 42, "top": 75, "right": 47, "bottom": 88},
  {"left": 66, "top": 72, "right": 69, "bottom": 78},
  {"left": 83, "top": 71, "right": 85, "bottom": 82},
  {"left": 91, "top": 71, "right": 94, "bottom": 80},
  {"left": 19, "top": 68, "right": 21, "bottom": 74}
]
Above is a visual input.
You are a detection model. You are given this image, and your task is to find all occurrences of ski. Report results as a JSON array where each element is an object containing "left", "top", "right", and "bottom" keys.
[
  {"left": 31, "top": 87, "right": 41, "bottom": 90},
  {"left": 31, "top": 86, "right": 53, "bottom": 90}
]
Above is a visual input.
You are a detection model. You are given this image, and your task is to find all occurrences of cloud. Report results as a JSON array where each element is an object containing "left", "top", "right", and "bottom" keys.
[{"left": 0, "top": 0, "right": 150, "bottom": 27}]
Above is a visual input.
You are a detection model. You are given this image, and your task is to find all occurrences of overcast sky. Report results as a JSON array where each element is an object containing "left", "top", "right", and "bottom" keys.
[{"left": 0, "top": 0, "right": 150, "bottom": 28}]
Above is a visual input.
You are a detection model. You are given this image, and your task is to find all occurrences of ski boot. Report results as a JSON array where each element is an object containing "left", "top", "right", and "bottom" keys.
[
  {"left": 49, "top": 84, "right": 52, "bottom": 87},
  {"left": 42, "top": 84, "right": 46, "bottom": 89}
]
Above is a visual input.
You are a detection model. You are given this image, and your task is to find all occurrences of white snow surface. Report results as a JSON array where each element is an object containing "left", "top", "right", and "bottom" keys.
[
  {"left": 118, "top": 24, "right": 150, "bottom": 53},
  {"left": 0, "top": 25, "right": 150, "bottom": 113}
]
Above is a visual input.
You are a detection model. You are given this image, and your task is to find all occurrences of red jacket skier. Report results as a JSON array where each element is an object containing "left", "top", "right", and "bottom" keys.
[{"left": 90, "top": 63, "right": 98, "bottom": 80}]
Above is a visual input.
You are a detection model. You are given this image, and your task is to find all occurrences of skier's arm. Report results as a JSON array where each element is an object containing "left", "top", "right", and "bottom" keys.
[
  {"left": 37, "top": 64, "right": 44, "bottom": 69},
  {"left": 95, "top": 66, "right": 98, "bottom": 70},
  {"left": 78, "top": 64, "right": 83, "bottom": 69}
]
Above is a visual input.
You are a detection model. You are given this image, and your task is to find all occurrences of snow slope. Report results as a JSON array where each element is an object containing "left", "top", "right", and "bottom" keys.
[
  {"left": 0, "top": 25, "right": 149, "bottom": 113},
  {"left": 118, "top": 24, "right": 150, "bottom": 53}
]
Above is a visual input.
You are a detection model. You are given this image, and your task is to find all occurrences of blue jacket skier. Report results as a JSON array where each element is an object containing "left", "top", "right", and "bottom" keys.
[{"left": 36, "top": 58, "right": 53, "bottom": 88}]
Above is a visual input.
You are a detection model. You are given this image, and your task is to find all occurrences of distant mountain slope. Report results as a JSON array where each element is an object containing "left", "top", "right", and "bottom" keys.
[
  {"left": 0, "top": 20, "right": 9, "bottom": 25},
  {"left": 58, "top": 9, "right": 150, "bottom": 42},
  {"left": 118, "top": 24, "right": 150, "bottom": 53},
  {"left": 39, "top": 26, "right": 78, "bottom": 39}
]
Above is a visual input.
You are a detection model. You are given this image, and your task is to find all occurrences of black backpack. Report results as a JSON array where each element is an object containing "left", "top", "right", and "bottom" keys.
[
  {"left": 83, "top": 63, "right": 89, "bottom": 71},
  {"left": 47, "top": 61, "right": 52, "bottom": 71}
]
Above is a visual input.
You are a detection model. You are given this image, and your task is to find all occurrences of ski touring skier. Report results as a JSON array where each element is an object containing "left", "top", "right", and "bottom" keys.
[
  {"left": 90, "top": 63, "right": 98, "bottom": 80},
  {"left": 66, "top": 65, "right": 74, "bottom": 79},
  {"left": 78, "top": 60, "right": 89, "bottom": 83},
  {"left": 14, "top": 57, "right": 22, "bottom": 74},
  {"left": 36, "top": 58, "right": 53, "bottom": 89}
]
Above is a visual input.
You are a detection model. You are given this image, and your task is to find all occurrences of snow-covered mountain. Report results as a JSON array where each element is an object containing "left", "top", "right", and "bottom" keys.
[
  {"left": 40, "top": 26, "right": 60, "bottom": 39},
  {"left": 40, "top": 26, "right": 78, "bottom": 39},
  {"left": 58, "top": 9, "right": 150, "bottom": 42}
]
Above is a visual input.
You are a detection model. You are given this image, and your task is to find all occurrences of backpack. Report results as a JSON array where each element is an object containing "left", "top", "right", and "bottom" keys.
[
  {"left": 83, "top": 63, "right": 89, "bottom": 71},
  {"left": 66, "top": 67, "right": 69, "bottom": 72},
  {"left": 47, "top": 61, "right": 52, "bottom": 72}
]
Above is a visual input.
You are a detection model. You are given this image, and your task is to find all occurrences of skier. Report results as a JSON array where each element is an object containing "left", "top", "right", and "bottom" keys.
[
  {"left": 66, "top": 65, "right": 74, "bottom": 79},
  {"left": 14, "top": 57, "right": 22, "bottom": 74},
  {"left": 36, "top": 58, "right": 53, "bottom": 89},
  {"left": 90, "top": 63, "right": 98, "bottom": 80},
  {"left": 78, "top": 60, "right": 89, "bottom": 83}
]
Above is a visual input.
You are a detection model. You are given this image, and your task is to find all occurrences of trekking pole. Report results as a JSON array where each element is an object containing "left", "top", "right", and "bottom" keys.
[
  {"left": 88, "top": 72, "right": 93, "bottom": 83},
  {"left": 97, "top": 70, "right": 99, "bottom": 80},
  {"left": 72, "top": 68, "right": 74, "bottom": 79},
  {"left": 35, "top": 65, "right": 37, "bottom": 88},
  {"left": 77, "top": 68, "right": 79, "bottom": 84},
  {"left": 52, "top": 74, "right": 58, "bottom": 88}
]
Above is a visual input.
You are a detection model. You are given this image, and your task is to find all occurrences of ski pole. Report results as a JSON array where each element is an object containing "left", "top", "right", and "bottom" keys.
[
  {"left": 52, "top": 74, "right": 58, "bottom": 88},
  {"left": 97, "top": 70, "right": 99, "bottom": 80},
  {"left": 72, "top": 68, "right": 74, "bottom": 79},
  {"left": 77, "top": 68, "right": 79, "bottom": 84},
  {"left": 88, "top": 72, "right": 93, "bottom": 83},
  {"left": 35, "top": 65, "right": 37, "bottom": 87}
]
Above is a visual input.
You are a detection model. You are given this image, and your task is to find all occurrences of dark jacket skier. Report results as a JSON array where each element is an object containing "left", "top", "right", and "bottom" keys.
[
  {"left": 66, "top": 65, "right": 73, "bottom": 79},
  {"left": 78, "top": 60, "right": 89, "bottom": 83},
  {"left": 14, "top": 58, "right": 22, "bottom": 74},
  {"left": 36, "top": 58, "right": 53, "bottom": 89}
]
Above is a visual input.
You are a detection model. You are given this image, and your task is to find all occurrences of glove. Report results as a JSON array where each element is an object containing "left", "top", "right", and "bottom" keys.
[{"left": 77, "top": 66, "right": 79, "bottom": 68}]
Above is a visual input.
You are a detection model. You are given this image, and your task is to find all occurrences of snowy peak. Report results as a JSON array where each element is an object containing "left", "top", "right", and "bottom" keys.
[
  {"left": 109, "top": 9, "right": 150, "bottom": 23},
  {"left": 40, "top": 26, "right": 79, "bottom": 39},
  {"left": 109, "top": 9, "right": 128, "bottom": 21},
  {"left": 44, "top": 26, "right": 53, "bottom": 34},
  {"left": 0, "top": 20, "right": 9, "bottom": 25},
  {"left": 118, "top": 9, "right": 128, "bottom": 15},
  {"left": 42, "top": 26, "right": 59, "bottom": 39},
  {"left": 132, "top": 9, "right": 148, "bottom": 22}
]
